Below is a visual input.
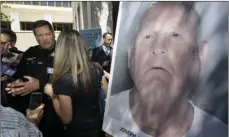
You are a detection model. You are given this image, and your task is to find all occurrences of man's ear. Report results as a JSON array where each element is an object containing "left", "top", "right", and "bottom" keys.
[
  {"left": 198, "top": 40, "right": 208, "bottom": 71},
  {"left": 128, "top": 47, "right": 135, "bottom": 69}
]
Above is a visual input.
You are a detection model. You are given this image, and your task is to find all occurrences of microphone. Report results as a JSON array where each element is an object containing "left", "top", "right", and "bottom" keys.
[
  {"left": 9, "top": 47, "right": 23, "bottom": 54},
  {"left": 3, "top": 66, "right": 16, "bottom": 77},
  {"left": 48, "top": 74, "right": 53, "bottom": 84}
]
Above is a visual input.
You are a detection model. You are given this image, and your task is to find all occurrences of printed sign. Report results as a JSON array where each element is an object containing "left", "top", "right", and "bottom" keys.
[
  {"left": 103, "top": 2, "right": 228, "bottom": 137},
  {"left": 79, "top": 28, "right": 102, "bottom": 57}
]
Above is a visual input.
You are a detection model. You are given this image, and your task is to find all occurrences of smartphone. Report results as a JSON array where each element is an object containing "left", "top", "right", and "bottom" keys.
[{"left": 29, "top": 92, "right": 42, "bottom": 110}]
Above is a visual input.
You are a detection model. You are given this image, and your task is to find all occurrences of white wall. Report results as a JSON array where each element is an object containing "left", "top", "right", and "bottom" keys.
[
  {"left": 1, "top": 4, "right": 73, "bottom": 51},
  {"left": 72, "top": 2, "right": 113, "bottom": 34}
]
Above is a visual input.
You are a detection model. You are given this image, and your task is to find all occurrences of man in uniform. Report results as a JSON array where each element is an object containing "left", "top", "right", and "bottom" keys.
[{"left": 6, "top": 20, "right": 65, "bottom": 137}]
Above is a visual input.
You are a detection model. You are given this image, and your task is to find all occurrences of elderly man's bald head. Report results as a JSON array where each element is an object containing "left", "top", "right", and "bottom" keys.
[
  {"left": 128, "top": 2, "right": 205, "bottom": 99},
  {"left": 139, "top": 2, "right": 200, "bottom": 44}
]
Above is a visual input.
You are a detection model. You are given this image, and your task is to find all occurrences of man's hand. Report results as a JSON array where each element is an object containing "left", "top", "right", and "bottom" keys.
[
  {"left": 5, "top": 76, "right": 40, "bottom": 96},
  {"left": 102, "top": 61, "right": 110, "bottom": 67},
  {"left": 101, "top": 75, "right": 108, "bottom": 97},
  {"left": 103, "top": 70, "right": 110, "bottom": 79},
  {"left": 0, "top": 42, "right": 10, "bottom": 54},
  {"left": 26, "top": 103, "right": 45, "bottom": 125},
  {"left": 44, "top": 84, "right": 54, "bottom": 99}
]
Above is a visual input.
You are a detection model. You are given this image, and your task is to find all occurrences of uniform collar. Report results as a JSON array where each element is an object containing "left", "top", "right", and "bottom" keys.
[{"left": 39, "top": 43, "right": 56, "bottom": 54}]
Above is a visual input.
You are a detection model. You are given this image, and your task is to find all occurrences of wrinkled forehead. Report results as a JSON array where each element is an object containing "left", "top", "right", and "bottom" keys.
[{"left": 140, "top": 3, "right": 199, "bottom": 40}]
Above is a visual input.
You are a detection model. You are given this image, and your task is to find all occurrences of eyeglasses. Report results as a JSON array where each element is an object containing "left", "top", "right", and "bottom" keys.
[
  {"left": 1, "top": 42, "right": 8, "bottom": 46},
  {"left": 0, "top": 41, "right": 11, "bottom": 47}
]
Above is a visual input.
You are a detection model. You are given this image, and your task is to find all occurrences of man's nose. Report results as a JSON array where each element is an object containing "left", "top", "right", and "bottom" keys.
[
  {"left": 151, "top": 39, "right": 167, "bottom": 55},
  {"left": 151, "top": 46, "right": 166, "bottom": 55},
  {"left": 42, "top": 35, "right": 48, "bottom": 40}
]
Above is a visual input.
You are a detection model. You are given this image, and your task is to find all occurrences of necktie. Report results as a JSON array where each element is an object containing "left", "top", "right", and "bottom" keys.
[{"left": 106, "top": 48, "right": 110, "bottom": 55}]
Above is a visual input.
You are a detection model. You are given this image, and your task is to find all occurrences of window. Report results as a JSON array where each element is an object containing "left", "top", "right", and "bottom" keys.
[
  {"left": 40, "top": 1, "right": 47, "bottom": 6},
  {"left": 53, "top": 23, "right": 73, "bottom": 31},
  {"left": 64, "top": 2, "right": 71, "bottom": 7},
  {"left": 62, "top": 1, "right": 69, "bottom": 7},
  {"left": 2, "top": 1, "right": 14, "bottom": 4},
  {"left": 1, "top": 21, "right": 11, "bottom": 29},
  {"left": 48, "top": 1, "right": 54, "bottom": 6},
  {"left": 24, "top": 1, "right": 32, "bottom": 5},
  {"left": 15, "top": 1, "right": 23, "bottom": 4},
  {"left": 1, "top": 1, "right": 72, "bottom": 8},
  {"left": 20, "top": 22, "right": 33, "bottom": 31},
  {"left": 55, "top": 1, "right": 62, "bottom": 7},
  {"left": 32, "top": 1, "right": 40, "bottom": 5}
]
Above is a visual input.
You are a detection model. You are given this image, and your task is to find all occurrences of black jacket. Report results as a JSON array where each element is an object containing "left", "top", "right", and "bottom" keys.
[
  {"left": 91, "top": 46, "right": 112, "bottom": 73},
  {"left": 12, "top": 45, "right": 65, "bottom": 137}
]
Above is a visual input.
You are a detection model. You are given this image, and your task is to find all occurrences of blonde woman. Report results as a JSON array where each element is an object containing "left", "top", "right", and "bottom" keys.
[{"left": 44, "top": 30, "right": 104, "bottom": 137}]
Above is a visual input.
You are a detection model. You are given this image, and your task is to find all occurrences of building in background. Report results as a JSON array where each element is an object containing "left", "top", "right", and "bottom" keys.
[
  {"left": 1, "top": 1, "right": 119, "bottom": 51},
  {"left": 72, "top": 1, "right": 119, "bottom": 44},
  {"left": 1, "top": 1, "right": 73, "bottom": 51}
]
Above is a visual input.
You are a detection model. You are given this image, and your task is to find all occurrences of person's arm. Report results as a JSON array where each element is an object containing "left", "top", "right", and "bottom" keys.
[
  {"left": 26, "top": 103, "right": 45, "bottom": 125},
  {"left": 52, "top": 95, "right": 72, "bottom": 124},
  {"left": 103, "top": 70, "right": 110, "bottom": 79},
  {"left": 1, "top": 105, "right": 43, "bottom": 137},
  {"left": 6, "top": 76, "right": 40, "bottom": 96},
  {"left": 44, "top": 77, "right": 73, "bottom": 124},
  {"left": 101, "top": 75, "right": 108, "bottom": 97},
  {"left": 5, "top": 48, "right": 41, "bottom": 96},
  {"left": 102, "top": 60, "right": 111, "bottom": 67}
]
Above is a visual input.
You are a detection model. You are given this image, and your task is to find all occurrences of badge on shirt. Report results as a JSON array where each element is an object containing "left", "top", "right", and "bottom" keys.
[
  {"left": 47, "top": 67, "right": 53, "bottom": 74},
  {"left": 51, "top": 52, "right": 55, "bottom": 57},
  {"left": 26, "top": 57, "right": 36, "bottom": 61}
]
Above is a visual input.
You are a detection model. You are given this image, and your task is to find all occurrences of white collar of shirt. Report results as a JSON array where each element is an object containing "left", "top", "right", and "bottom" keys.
[
  {"left": 106, "top": 90, "right": 228, "bottom": 137},
  {"left": 103, "top": 45, "right": 111, "bottom": 55}
]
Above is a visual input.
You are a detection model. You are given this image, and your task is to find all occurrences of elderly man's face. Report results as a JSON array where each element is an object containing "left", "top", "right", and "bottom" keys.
[{"left": 133, "top": 4, "right": 201, "bottom": 100}]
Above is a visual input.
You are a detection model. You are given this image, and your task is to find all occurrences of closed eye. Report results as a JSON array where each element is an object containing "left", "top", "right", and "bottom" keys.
[
  {"left": 145, "top": 32, "right": 156, "bottom": 39},
  {"left": 170, "top": 31, "right": 188, "bottom": 44},
  {"left": 145, "top": 34, "right": 150, "bottom": 39},
  {"left": 172, "top": 32, "right": 179, "bottom": 37}
]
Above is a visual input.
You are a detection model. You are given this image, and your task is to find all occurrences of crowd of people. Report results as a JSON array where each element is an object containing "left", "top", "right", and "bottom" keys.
[{"left": 1, "top": 20, "right": 111, "bottom": 137}]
